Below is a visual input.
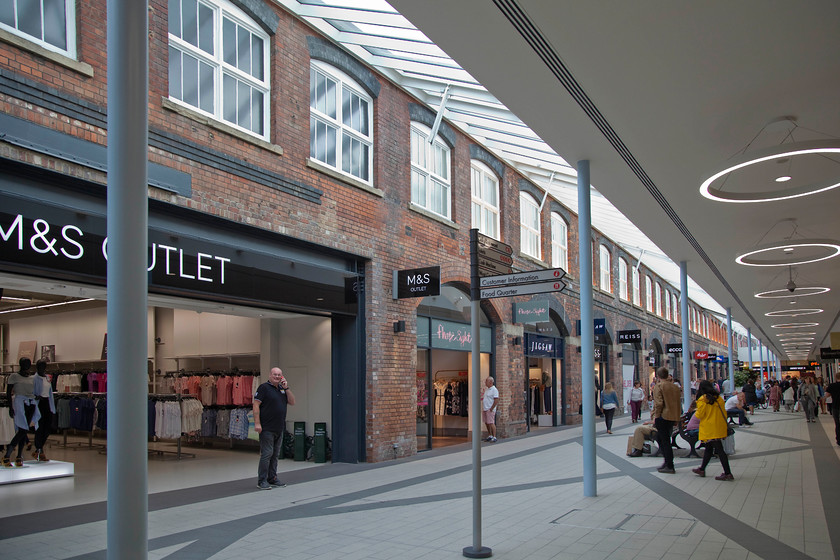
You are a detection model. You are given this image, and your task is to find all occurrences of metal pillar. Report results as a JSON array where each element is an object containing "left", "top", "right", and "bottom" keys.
[
  {"left": 679, "top": 262, "right": 691, "bottom": 408},
  {"left": 106, "top": 0, "right": 149, "bottom": 558},
  {"left": 759, "top": 342, "right": 765, "bottom": 380},
  {"left": 726, "top": 308, "right": 735, "bottom": 396},
  {"left": 747, "top": 328, "right": 754, "bottom": 379},
  {"left": 578, "top": 160, "right": 596, "bottom": 497},
  {"left": 464, "top": 229, "right": 490, "bottom": 559}
]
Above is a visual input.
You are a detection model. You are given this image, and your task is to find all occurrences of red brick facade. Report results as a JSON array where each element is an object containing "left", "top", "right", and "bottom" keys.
[{"left": 0, "top": 0, "right": 730, "bottom": 462}]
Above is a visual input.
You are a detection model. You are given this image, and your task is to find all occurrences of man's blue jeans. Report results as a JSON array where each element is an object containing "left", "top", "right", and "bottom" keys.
[{"left": 258, "top": 430, "right": 283, "bottom": 484}]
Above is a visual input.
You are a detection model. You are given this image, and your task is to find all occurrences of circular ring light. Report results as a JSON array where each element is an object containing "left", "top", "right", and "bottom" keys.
[
  {"left": 776, "top": 332, "right": 816, "bottom": 336},
  {"left": 756, "top": 286, "right": 830, "bottom": 298},
  {"left": 772, "top": 322, "right": 819, "bottom": 329},
  {"left": 700, "top": 139, "right": 840, "bottom": 203},
  {"left": 736, "top": 240, "right": 840, "bottom": 266},
  {"left": 778, "top": 337, "right": 815, "bottom": 342},
  {"left": 765, "top": 309, "right": 822, "bottom": 317}
]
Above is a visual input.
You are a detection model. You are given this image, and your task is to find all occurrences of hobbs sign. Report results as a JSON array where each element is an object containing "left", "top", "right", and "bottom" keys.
[{"left": 393, "top": 266, "right": 441, "bottom": 299}]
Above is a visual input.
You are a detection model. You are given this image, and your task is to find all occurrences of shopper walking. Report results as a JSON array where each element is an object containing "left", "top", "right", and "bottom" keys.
[
  {"left": 253, "top": 367, "right": 295, "bottom": 489},
  {"left": 768, "top": 380, "right": 781, "bottom": 412},
  {"left": 799, "top": 376, "right": 819, "bottom": 423},
  {"left": 628, "top": 380, "right": 645, "bottom": 423},
  {"left": 783, "top": 384, "right": 795, "bottom": 412},
  {"left": 691, "top": 380, "right": 734, "bottom": 481},
  {"left": 651, "top": 366, "right": 682, "bottom": 474},
  {"left": 601, "top": 382, "right": 619, "bottom": 434},
  {"left": 824, "top": 379, "right": 840, "bottom": 446},
  {"left": 742, "top": 377, "right": 757, "bottom": 415}
]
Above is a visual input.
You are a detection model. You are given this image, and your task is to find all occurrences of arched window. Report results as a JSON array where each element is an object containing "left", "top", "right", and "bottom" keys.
[
  {"left": 655, "top": 281, "right": 662, "bottom": 316},
  {"left": 672, "top": 293, "right": 679, "bottom": 324},
  {"left": 550, "top": 212, "right": 568, "bottom": 271},
  {"left": 471, "top": 161, "right": 500, "bottom": 239},
  {"left": 520, "top": 192, "right": 541, "bottom": 259},
  {"left": 169, "top": 0, "right": 270, "bottom": 137},
  {"left": 645, "top": 276, "right": 653, "bottom": 312},
  {"left": 1, "top": 0, "right": 76, "bottom": 57},
  {"left": 310, "top": 60, "right": 373, "bottom": 183},
  {"left": 618, "top": 258, "right": 629, "bottom": 301},
  {"left": 632, "top": 266, "right": 641, "bottom": 306},
  {"left": 599, "top": 244, "right": 611, "bottom": 293},
  {"left": 410, "top": 122, "right": 451, "bottom": 218},
  {"left": 664, "top": 288, "right": 671, "bottom": 320}
]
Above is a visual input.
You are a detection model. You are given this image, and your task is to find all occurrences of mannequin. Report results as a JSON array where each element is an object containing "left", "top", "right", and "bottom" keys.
[
  {"left": 32, "top": 359, "right": 55, "bottom": 462},
  {"left": 3, "top": 357, "right": 40, "bottom": 467}
]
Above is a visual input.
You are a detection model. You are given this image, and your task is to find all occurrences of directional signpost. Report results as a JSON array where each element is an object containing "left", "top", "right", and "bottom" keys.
[
  {"left": 465, "top": 228, "right": 568, "bottom": 559},
  {"left": 476, "top": 233, "right": 514, "bottom": 277}
]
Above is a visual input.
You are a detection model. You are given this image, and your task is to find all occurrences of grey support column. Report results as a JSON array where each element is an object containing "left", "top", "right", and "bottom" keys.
[
  {"left": 680, "top": 262, "right": 691, "bottom": 408},
  {"left": 578, "top": 160, "right": 596, "bottom": 497},
  {"left": 747, "top": 328, "right": 754, "bottom": 380},
  {"left": 759, "top": 342, "right": 765, "bottom": 381},
  {"left": 726, "top": 308, "right": 735, "bottom": 395},
  {"left": 106, "top": 1, "right": 149, "bottom": 558}
]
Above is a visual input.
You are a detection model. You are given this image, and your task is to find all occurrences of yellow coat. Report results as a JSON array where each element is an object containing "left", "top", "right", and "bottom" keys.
[{"left": 695, "top": 395, "right": 728, "bottom": 441}]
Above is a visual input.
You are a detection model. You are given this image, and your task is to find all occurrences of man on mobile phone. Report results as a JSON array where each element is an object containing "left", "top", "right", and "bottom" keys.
[{"left": 253, "top": 367, "right": 296, "bottom": 490}]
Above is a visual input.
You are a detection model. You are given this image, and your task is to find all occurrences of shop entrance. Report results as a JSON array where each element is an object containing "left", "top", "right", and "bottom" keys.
[
  {"left": 0, "top": 274, "right": 345, "bottom": 467},
  {"left": 415, "top": 286, "right": 493, "bottom": 450}
]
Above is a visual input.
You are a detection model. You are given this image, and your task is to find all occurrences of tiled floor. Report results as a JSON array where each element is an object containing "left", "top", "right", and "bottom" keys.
[{"left": 1, "top": 407, "right": 838, "bottom": 559}]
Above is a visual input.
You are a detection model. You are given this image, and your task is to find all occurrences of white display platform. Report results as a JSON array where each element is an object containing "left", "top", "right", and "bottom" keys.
[
  {"left": 537, "top": 414, "right": 552, "bottom": 427},
  {"left": 0, "top": 460, "right": 74, "bottom": 485}
]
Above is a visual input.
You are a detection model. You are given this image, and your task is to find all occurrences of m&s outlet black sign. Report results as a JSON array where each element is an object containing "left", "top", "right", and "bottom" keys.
[{"left": 393, "top": 266, "right": 441, "bottom": 299}]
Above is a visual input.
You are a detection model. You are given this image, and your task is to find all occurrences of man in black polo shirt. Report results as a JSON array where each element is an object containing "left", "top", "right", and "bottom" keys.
[
  {"left": 825, "top": 380, "right": 840, "bottom": 447},
  {"left": 253, "top": 367, "right": 296, "bottom": 490}
]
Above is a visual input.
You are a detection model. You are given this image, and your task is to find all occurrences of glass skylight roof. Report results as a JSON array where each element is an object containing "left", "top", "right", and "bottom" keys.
[{"left": 278, "top": 0, "right": 747, "bottom": 335}]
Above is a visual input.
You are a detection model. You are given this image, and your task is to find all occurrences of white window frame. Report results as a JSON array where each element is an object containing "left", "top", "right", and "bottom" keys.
[
  {"left": 310, "top": 60, "right": 374, "bottom": 184},
  {"left": 0, "top": 0, "right": 76, "bottom": 57},
  {"left": 655, "top": 281, "right": 662, "bottom": 316},
  {"left": 632, "top": 266, "right": 641, "bottom": 306},
  {"left": 471, "top": 160, "right": 500, "bottom": 240},
  {"left": 550, "top": 212, "right": 568, "bottom": 271},
  {"left": 645, "top": 276, "right": 653, "bottom": 312},
  {"left": 672, "top": 293, "right": 679, "bottom": 324},
  {"left": 599, "top": 244, "right": 611, "bottom": 293},
  {"left": 618, "top": 257, "right": 629, "bottom": 301},
  {"left": 520, "top": 192, "right": 541, "bottom": 260},
  {"left": 664, "top": 288, "right": 671, "bottom": 320},
  {"left": 168, "top": 0, "right": 270, "bottom": 139},
  {"left": 410, "top": 122, "right": 451, "bottom": 219}
]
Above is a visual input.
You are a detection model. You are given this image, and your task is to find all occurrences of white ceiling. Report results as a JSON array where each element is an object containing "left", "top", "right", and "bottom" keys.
[{"left": 380, "top": 0, "right": 840, "bottom": 362}]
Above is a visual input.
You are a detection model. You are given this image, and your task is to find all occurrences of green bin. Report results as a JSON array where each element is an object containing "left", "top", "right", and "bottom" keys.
[
  {"left": 294, "top": 422, "right": 306, "bottom": 461},
  {"left": 314, "top": 422, "right": 327, "bottom": 463}
]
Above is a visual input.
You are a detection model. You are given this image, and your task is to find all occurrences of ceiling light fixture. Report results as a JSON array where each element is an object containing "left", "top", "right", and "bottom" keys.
[
  {"left": 756, "top": 286, "right": 829, "bottom": 298},
  {"left": 1, "top": 296, "right": 32, "bottom": 302},
  {"left": 736, "top": 240, "right": 840, "bottom": 266},
  {"left": 0, "top": 298, "right": 95, "bottom": 315},
  {"left": 772, "top": 322, "right": 819, "bottom": 329},
  {"left": 700, "top": 139, "right": 840, "bottom": 203},
  {"left": 775, "top": 176, "right": 792, "bottom": 182},
  {"left": 765, "top": 309, "right": 822, "bottom": 317}
]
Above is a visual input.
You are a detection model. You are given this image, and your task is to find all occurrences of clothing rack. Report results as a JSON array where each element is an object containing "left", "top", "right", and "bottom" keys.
[
  {"left": 53, "top": 392, "right": 107, "bottom": 451},
  {"left": 146, "top": 393, "right": 196, "bottom": 460}
]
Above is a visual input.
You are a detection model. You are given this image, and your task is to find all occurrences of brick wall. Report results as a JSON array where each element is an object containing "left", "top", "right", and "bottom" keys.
[{"left": 0, "top": 0, "right": 728, "bottom": 461}]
